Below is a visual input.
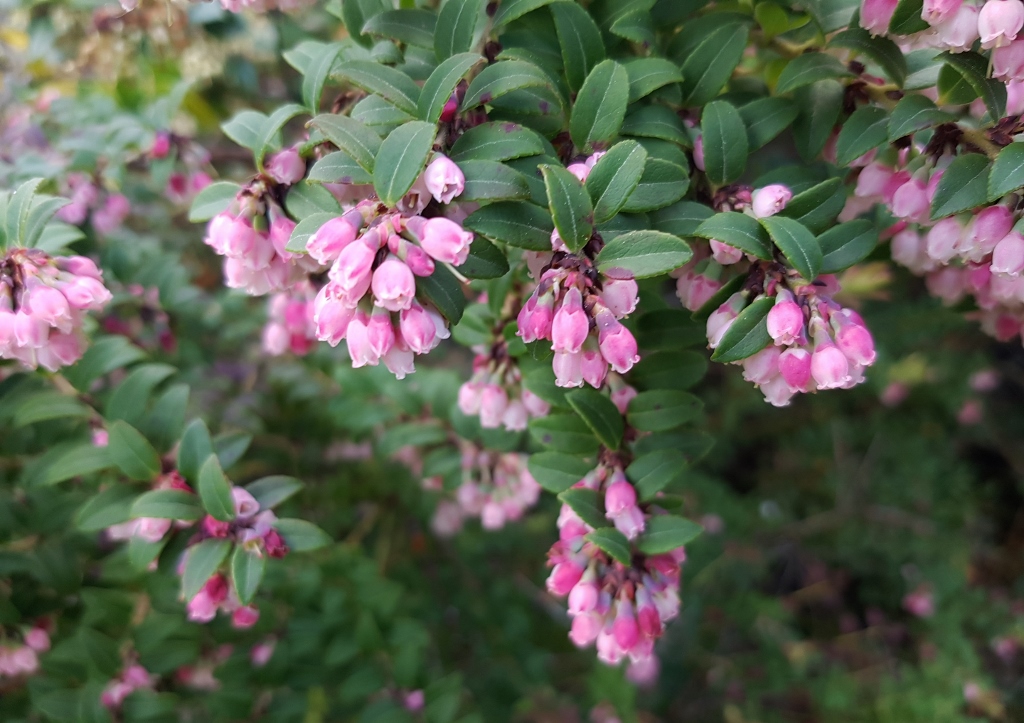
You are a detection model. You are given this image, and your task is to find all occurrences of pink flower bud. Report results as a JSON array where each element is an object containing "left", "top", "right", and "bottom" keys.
[
  {"left": 860, "top": 0, "right": 899, "bottom": 33},
  {"left": 56, "top": 255, "right": 102, "bottom": 279},
  {"left": 251, "top": 640, "right": 276, "bottom": 667},
  {"left": 767, "top": 296, "right": 805, "bottom": 346},
  {"left": 522, "top": 389, "right": 550, "bottom": 417},
  {"left": 440, "top": 93, "right": 459, "bottom": 122},
  {"left": 266, "top": 146, "right": 305, "bottom": 185},
  {"left": 23, "top": 280, "right": 72, "bottom": 333},
  {"left": 832, "top": 310, "right": 877, "bottom": 365},
  {"left": 568, "top": 578, "right": 599, "bottom": 615},
  {"left": 501, "top": 400, "right": 528, "bottom": 431},
  {"left": 925, "top": 215, "right": 965, "bottom": 264},
  {"left": 693, "top": 135, "right": 705, "bottom": 171},
  {"left": 122, "top": 664, "right": 153, "bottom": 688},
  {"left": 232, "top": 488, "right": 260, "bottom": 519},
  {"left": 24, "top": 628, "right": 50, "bottom": 653},
  {"left": 202, "top": 515, "right": 231, "bottom": 538},
  {"left": 612, "top": 600, "right": 640, "bottom": 651},
  {"left": 92, "top": 194, "right": 131, "bottom": 235},
  {"left": 778, "top": 347, "right": 813, "bottom": 391},
  {"left": 811, "top": 332, "right": 852, "bottom": 390},
  {"left": 404, "top": 690, "right": 426, "bottom": 713},
  {"left": 936, "top": 3, "right": 980, "bottom": 51},
  {"left": 553, "top": 350, "right": 584, "bottom": 388},
  {"left": 517, "top": 291, "right": 554, "bottom": 342},
  {"left": 547, "top": 559, "right": 585, "bottom": 595},
  {"left": 636, "top": 587, "right": 662, "bottom": 637},
  {"left": 891, "top": 174, "right": 930, "bottom": 222},
  {"left": 136, "top": 517, "right": 172, "bottom": 542},
  {"left": 232, "top": 606, "right": 260, "bottom": 629},
  {"left": 399, "top": 300, "right": 437, "bottom": 354},
  {"left": 993, "top": 231, "right": 1024, "bottom": 276},
  {"left": 964, "top": 206, "right": 1014, "bottom": 260},
  {"left": 371, "top": 255, "right": 416, "bottom": 312},
  {"left": 54, "top": 275, "right": 111, "bottom": 311},
  {"left": 479, "top": 383, "right": 509, "bottom": 428},
  {"left": 151, "top": 132, "right": 171, "bottom": 158},
  {"left": 996, "top": 39, "right": 1024, "bottom": 82},
  {"left": 710, "top": 239, "right": 744, "bottom": 265},
  {"left": 569, "top": 611, "right": 603, "bottom": 647},
  {"left": 552, "top": 288, "right": 590, "bottom": 353},
  {"left": 605, "top": 475, "right": 637, "bottom": 516},
  {"left": 314, "top": 288, "right": 356, "bottom": 347},
  {"left": 403, "top": 243, "right": 435, "bottom": 276},
  {"left": 187, "top": 590, "right": 218, "bottom": 623},
  {"left": 855, "top": 163, "right": 895, "bottom": 198},
  {"left": 566, "top": 163, "right": 590, "bottom": 182},
  {"left": 612, "top": 505, "right": 645, "bottom": 540},
  {"left": 263, "top": 529, "right": 289, "bottom": 558},
  {"left": 599, "top": 275, "right": 639, "bottom": 317},
  {"left": 423, "top": 155, "right": 465, "bottom": 204},
  {"left": 365, "top": 306, "right": 396, "bottom": 358},
  {"left": 596, "top": 313, "right": 640, "bottom": 374},
  {"left": 346, "top": 311, "right": 379, "bottom": 367},
  {"left": 751, "top": 184, "right": 792, "bottom": 218},
  {"left": 580, "top": 347, "right": 608, "bottom": 388},
  {"left": 330, "top": 233, "right": 380, "bottom": 300},
  {"left": 707, "top": 293, "right": 744, "bottom": 348},
  {"left": 979, "top": 0, "right": 1024, "bottom": 48},
  {"left": 307, "top": 217, "right": 358, "bottom": 265},
  {"left": 742, "top": 345, "right": 781, "bottom": 386},
  {"left": 610, "top": 384, "right": 637, "bottom": 414},
  {"left": 922, "top": 0, "right": 963, "bottom": 25},
  {"left": 419, "top": 217, "right": 474, "bottom": 265}
]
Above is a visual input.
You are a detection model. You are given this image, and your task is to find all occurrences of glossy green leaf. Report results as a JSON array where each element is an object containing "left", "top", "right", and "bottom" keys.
[
  {"left": 187, "top": 182, "right": 240, "bottom": 223},
  {"left": 835, "top": 105, "right": 889, "bottom": 166},
  {"left": 624, "top": 58, "right": 683, "bottom": 103},
  {"left": 565, "top": 388, "right": 624, "bottom": 450},
  {"left": 693, "top": 212, "right": 772, "bottom": 259},
  {"left": 585, "top": 140, "right": 648, "bottom": 223},
  {"left": 586, "top": 528, "right": 631, "bottom": 565},
  {"left": 989, "top": 142, "right": 1024, "bottom": 200},
  {"left": 793, "top": 79, "right": 844, "bottom": 162},
  {"left": 245, "top": 475, "right": 304, "bottom": 510},
  {"left": 108, "top": 420, "right": 161, "bottom": 481},
  {"left": 887, "top": 93, "right": 953, "bottom": 141},
  {"left": 651, "top": 200, "right": 715, "bottom": 238},
  {"left": 636, "top": 515, "right": 703, "bottom": 554},
  {"left": 363, "top": 9, "right": 436, "bottom": 47},
  {"left": 680, "top": 22, "right": 749, "bottom": 106},
  {"left": 274, "top": 518, "right": 333, "bottom": 551},
  {"left": 938, "top": 51, "right": 1006, "bottom": 120},
  {"left": 551, "top": 1, "right": 605, "bottom": 92},
  {"left": 527, "top": 452, "right": 593, "bottom": 493},
  {"left": 627, "top": 390, "right": 702, "bottom": 432},
  {"left": 711, "top": 296, "right": 774, "bottom": 363},
  {"left": 450, "top": 121, "right": 547, "bottom": 162},
  {"left": 621, "top": 105, "right": 690, "bottom": 146},
  {"left": 818, "top": 219, "right": 878, "bottom": 273},
  {"left": 373, "top": 121, "right": 437, "bottom": 207},
  {"left": 308, "top": 151, "right": 373, "bottom": 185},
  {"left": 529, "top": 413, "right": 600, "bottom": 455},
  {"left": 930, "top": 153, "right": 991, "bottom": 219},
  {"left": 739, "top": 97, "right": 799, "bottom": 151},
  {"left": 459, "top": 236, "right": 510, "bottom": 279},
  {"left": 198, "top": 454, "right": 235, "bottom": 522},
  {"left": 888, "top": 0, "right": 929, "bottom": 33},
  {"left": 463, "top": 201, "right": 553, "bottom": 250},
  {"left": 621, "top": 158, "right": 689, "bottom": 213},
  {"left": 182, "top": 539, "right": 232, "bottom": 600},
  {"left": 333, "top": 60, "right": 421, "bottom": 115},
  {"left": 778, "top": 177, "right": 846, "bottom": 235},
  {"left": 74, "top": 486, "right": 135, "bottom": 532},
  {"left": 458, "top": 160, "right": 531, "bottom": 202},
  {"left": 570, "top": 59, "right": 629, "bottom": 153},
  {"left": 461, "top": 59, "right": 555, "bottom": 111},
  {"left": 776, "top": 52, "right": 853, "bottom": 94},
  {"left": 309, "top": 113, "right": 382, "bottom": 172},
  {"left": 596, "top": 230, "right": 692, "bottom": 279},
  {"left": 541, "top": 164, "right": 593, "bottom": 252},
  {"left": 418, "top": 262, "right": 466, "bottom": 324},
  {"left": 301, "top": 42, "right": 344, "bottom": 112},
  {"left": 130, "top": 489, "right": 203, "bottom": 522},
  {"left": 434, "top": 0, "right": 486, "bottom": 60},
  {"left": 701, "top": 100, "right": 747, "bottom": 186},
  {"left": 231, "top": 546, "right": 265, "bottom": 606},
  {"left": 761, "top": 215, "right": 822, "bottom": 280},
  {"left": 418, "top": 53, "right": 483, "bottom": 123},
  {"left": 286, "top": 213, "right": 336, "bottom": 254},
  {"left": 177, "top": 419, "right": 214, "bottom": 485},
  {"left": 557, "top": 487, "right": 605, "bottom": 529},
  {"left": 627, "top": 450, "right": 688, "bottom": 501},
  {"left": 829, "top": 27, "right": 906, "bottom": 86},
  {"left": 493, "top": 0, "right": 567, "bottom": 28}
]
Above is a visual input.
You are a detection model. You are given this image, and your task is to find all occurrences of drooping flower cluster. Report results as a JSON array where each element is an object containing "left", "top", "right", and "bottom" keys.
[
  {"left": 100, "top": 663, "right": 157, "bottom": 710},
  {"left": 431, "top": 448, "right": 541, "bottom": 534},
  {"left": 458, "top": 353, "right": 550, "bottom": 431},
  {"left": 0, "top": 249, "right": 112, "bottom": 370},
  {"left": 708, "top": 276, "right": 877, "bottom": 406},
  {"left": 0, "top": 624, "right": 48, "bottom": 680},
  {"left": 546, "top": 465, "right": 683, "bottom": 666},
  {"left": 261, "top": 281, "right": 317, "bottom": 357}
]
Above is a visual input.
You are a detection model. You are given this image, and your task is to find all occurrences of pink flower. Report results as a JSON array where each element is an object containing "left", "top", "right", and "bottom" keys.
[
  {"left": 855, "top": 163, "right": 895, "bottom": 198},
  {"left": 979, "top": 0, "right": 1024, "bottom": 48},
  {"left": 767, "top": 295, "right": 805, "bottom": 346},
  {"left": 750, "top": 184, "right": 792, "bottom": 218},
  {"left": 599, "top": 276, "right": 639, "bottom": 317},
  {"left": 610, "top": 384, "right": 637, "bottom": 414},
  {"left": 566, "top": 163, "right": 590, "bottom": 182},
  {"left": 517, "top": 292, "right": 554, "bottom": 342},
  {"left": 24, "top": 628, "right": 50, "bottom": 653},
  {"left": 551, "top": 288, "right": 589, "bottom": 353},
  {"left": 832, "top": 310, "right": 876, "bottom": 365},
  {"left": 479, "top": 384, "right": 509, "bottom": 428},
  {"left": 418, "top": 217, "right": 474, "bottom": 265},
  {"left": 963, "top": 205, "right": 1014, "bottom": 260},
  {"left": 924, "top": 215, "right": 965, "bottom": 264},
  {"left": 330, "top": 234, "right": 379, "bottom": 301},
  {"left": 707, "top": 293, "right": 744, "bottom": 348},
  {"left": 860, "top": 0, "right": 899, "bottom": 33},
  {"left": 742, "top": 345, "right": 781, "bottom": 386},
  {"left": 922, "top": 0, "right": 963, "bottom": 24},
  {"left": 232, "top": 488, "right": 260, "bottom": 519},
  {"left": 502, "top": 400, "right": 528, "bottom": 431},
  {"left": 612, "top": 600, "right": 640, "bottom": 650},
  {"left": 580, "top": 347, "right": 608, "bottom": 388},
  {"left": 371, "top": 256, "right": 416, "bottom": 312},
  {"left": 232, "top": 606, "right": 260, "bottom": 629},
  {"left": 399, "top": 301, "right": 437, "bottom": 354},
  {"left": 992, "top": 231, "right": 1024, "bottom": 276},
  {"left": 994, "top": 38, "right": 1024, "bottom": 79},
  {"left": 710, "top": 239, "right": 744, "bottom": 265},
  {"left": 604, "top": 474, "right": 637, "bottom": 517},
  {"left": 346, "top": 311, "right": 379, "bottom": 367},
  {"left": 553, "top": 350, "right": 584, "bottom": 388},
  {"left": 891, "top": 173, "right": 930, "bottom": 222},
  {"left": 693, "top": 135, "right": 705, "bottom": 171},
  {"left": 22, "top": 279, "right": 73, "bottom": 333},
  {"left": 314, "top": 286, "right": 356, "bottom": 346},
  {"left": 423, "top": 155, "right": 465, "bottom": 203},
  {"left": 935, "top": 3, "right": 981, "bottom": 51},
  {"left": 307, "top": 217, "right": 358, "bottom": 265},
  {"left": 266, "top": 146, "right": 305, "bottom": 185},
  {"left": 547, "top": 559, "right": 585, "bottom": 595},
  {"left": 778, "top": 347, "right": 813, "bottom": 391},
  {"left": 810, "top": 333, "right": 851, "bottom": 390},
  {"left": 596, "top": 312, "right": 639, "bottom": 374},
  {"left": 366, "top": 306, "right": 396, "bottom": 358}
]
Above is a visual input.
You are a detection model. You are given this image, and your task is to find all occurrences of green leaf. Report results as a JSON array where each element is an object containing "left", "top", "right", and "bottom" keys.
[
  {"left": 586, "top": 528, "right": 631, "bottom": 565},
  {"left": 340, "top": 0, "right": 391, "bottom": 46},
  {"left": 621, "top": 105, "right": 690, "bottom": 146},
  {"left": 308, "top": 151, "right": 373, "bottom": 185},
  {"left": 418, "top": 262, "right": 466, "bottom": 324},
  {"left": 541, "top": 164, "right": 594, "bottom": 252},
  {"left": 627, "top": 390, "right": 702, "bottom": 432},
  {"left": 449, "top": 122, "right": 547, "bottom": 162},
  {"left": 463, "top": 201, "right": 553, "bottom": 250},
  {"left": 793, "top": 79, "right": 844, "bottom": 162},
  {"left": 253, "top": 103, "right": 307, "bottom": 169},
  {"left": 418, "top": 53, "right": 484, "bottom": 123},
  {"left": 108, "top": 420, "right": 161, "bottom": 481},
  {"left": 286, "top": 213, "right": 337, "bottom": 254},
  {"left": 835, "top": 106, "right": 889, "bottom": 166},
  {"left": 711, "top": 296, "right": 773, "bottom": 363},
  {"left": 610, "top": 8, "right": 655, "bottom": 46},
  {"left": 352, "top": 94, "right": 417, "bottom": 134},
  {"left": 557, "top": 487, "right": 605, "bottom": 529},
  {"left": 459, "top": 237, "right": 510, "bottom": 279},
  {"left": 631, "top": 350, "right": 708, "bottom": 390},
  {"left": 776, "top": 52, "right": 853, "bottom": 94},
  {"left": 693, "top": 212, "right": 772, "bottom": 259},
  {"left": 373, "top": 121, "right": 437, "bottom": 207},
  {"left": 701, "top": 100, "right": 748, "bottom": 186},
  {"left": 215, "top": 431, "right": 252, "bottom": 470},
  {"left": 819, "top": 220, "right": 878, "bottom": 273},
  {"left": 930, "top": 153, "right": 991, "bottom": 219},
  {"left": 939, "top": 51, "right": 1006, "bottom": 120},
  {"left": 274, "top": 518, "right": 333, "bottom": 551},
  {"left": 651, "top": 201, "right": 714, "bottom": 238},
  {"left": 198, "top": 455, "right": 236, "bottom": 522},
  {"left": 529, "top": 413, "right": 600, "bottom": 455},
  {"left": 621, "top": 158, "right": 689, "bottom": 213},
  {"left": 570, "top": 60, "right": 629, "bottom": 153},
  {"left": 565, "top": 388, "right": 624, "bottom": 450},
  {"left": 761, "top": 215, "right": 822, "bottom": 280},
  {"left": 74, "top": 486, "right": 135, "bottom": 532},
  {"left": 739, "top": 97, "right": 799, "bottom": 151},
  {"left": 887, "top": 93, "right": 953, "bottom": 141},
  {"left": 363, "top": 9, "right": 436, "bottom": 47},
  {"left": 636, "top": 515, "right": 703, "bottom": 554},
  {"left": 29, "top": 442, "right": 111, "bottom": 487},
  {"left": 285, "top": 180, "right": 342, "bottom": 218},
  {"left": 627, "top": 450, "right": 688, "bottom": 501},
  {"left": 680, "top": 22, "right": 749, "bottom": 106},
  {"left": 128, "top": 536, "right": 167, "bottom": 573},
  {"left": 333, "top": 60, "right": 422, "bottom": 115},
  {"left": 130, "top": 489, "right": 203, "bottom": 522},
  {"left": 23, "top": 195, "right": 71, "bottom": 249},
  {"left": 458, "top": 160, "right": 531, "bottom": 202},
  {"left": 551, "top": 1, "right": 605, "bottom": 92},
  {"left": 585, "top": 140, "right": 648, "bottom": 223},
  {"left": 177, "top": 419, "right": 213, "bottom": 485},
  {"left": 493, "top": 0, "right": 567, "bottom": 28},
  {"left": 10, "top": 391, "right": 88, "bottom": 427},
  {"left": 231, "top": 546, "right": 266, "bottom": 606},
  {"left": 527, "top": 452, "right": 593, "bottom": 493},
  {"left": 461, "top": 59, "right": 556, "bottom": 111},
  {"left": 182, "top": 539, "right": 232, "bottom": 600},
  {"left": 64, "top": 336, "right": 146, "bottom": 391},
  {"left": 105, "top": 363, "right": 176, "bottom": 428},
  {"left": 624, "top": 58, "right": 683, "bottom": 103},
  {"left": 888, "top": 0, "right": 929, "bottom": 34},
  {"left": 245, "top": 475, "right": 304, "bottom": 510},
  {"left": 595, "top": 230, "right": 692, "bottom": 279},
  {"left": 989, "top": 142, "right": 1024, "bottom": 200},
  {"left": 778, "top": 177, "right": 846, "bottom": 235},
  {"left": 829, "top": 27, "right": 907, "bottom": 86},
  {"left": 301, "top": 42, "right": 344, "bottom": 112},
  {"left": 309, "top": 113, "right": 382, "bottom": 173},
  {"left": 435, "top": 0, "right": 487, "bottom": 61},
  {"left": 5, "top": 178, "right": 44, "bottom": 247}
]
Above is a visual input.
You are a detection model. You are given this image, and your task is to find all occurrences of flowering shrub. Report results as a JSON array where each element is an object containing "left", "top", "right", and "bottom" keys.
[{"left": 3, "top": 0, "right": 1024, "bottom": 720}]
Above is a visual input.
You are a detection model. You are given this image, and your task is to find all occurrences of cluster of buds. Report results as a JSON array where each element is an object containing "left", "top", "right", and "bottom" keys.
[
  {"left": 861, "top": 0, "right": 1024, "bottom": 60},
  {"left": 55, "top": 172, "right": 130, "bottom": 234},
  {"left": 673, "top": 184, "right": 793, "bottom": 312},
  {"left": 708, "top": 277, "right": 877, "bottom": 406},
  {"left": 100, "top": 663, "right": 157, "bottom": 710},
  {"left": 0, "top": 249, "right": 112, "bottom": 371},
  {"left": 546, "top": 465, "right": 683, "bottom": 666},
  {"left": 107, "top": 471, "right": 195, "bottom": 553},
  {"left": 458, "top": 353, "right": 550, "bottom": 431},
  {"left": 431, "top": 448, "right": 541, "bottom": 534},
  {"left": 261, "top": 281, "right": 317, "bottom": 356},
  {"left": 0, "top": 624, "right": 49, "bottom": 679},
  {"left": 305, "top": 155, "right": 472, "bottom": 377},
  {"left": 184, "top": 488, "right": 288, "bottom": 627}
]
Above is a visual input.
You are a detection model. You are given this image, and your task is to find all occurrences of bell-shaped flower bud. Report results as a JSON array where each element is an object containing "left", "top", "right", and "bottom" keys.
[
  {"left": 366, "top": 306, "right": 396, "bottom": 358},
  {"left": 423, "top": 154, "right": 465, "bottom": 204},
  {"left": 778, "top": 347, "right": 813, "bottom": 391},
  {"left": 860, "top": 0, "right": 899, "bottom": 34},
  {"left": 599, "top": 275, "right": 639, "bottom": 317},
  {"left": 371, "top": 255, "right": 416, "bottom": 312},
  {"left": 992, "top": 231, "right": 1024, "bottom": 276},
  {"left": 767, "top": 292, "right": 805, "bottom": 346},
  {"left": 399, "top": 300, "right": 438, "bottom": 354},
  {"left": 266, "top": 146, "right": 305, "bottom": 185},
  {"left": 307, "top": 217, "right": 358, "bottom": 265},
  {"left": 553, "top": 349, "right": 585, "bottom": 388},
  {"left": 751, "top": 184, "right": 792, "bottom": 218},
  {"left": 415, "top": 217, "right": 474, "bottom": 265},
  {"left": 479, "top": 383, "right": 509, "bottom": 428},
  {"left": 979, "top": 0, "right": 1024, "bottom": 48},
  {"left": 517, "top": 291, "right": 554, "bottom": 342},
  {"left": 552, "top": 288, "right": 590, "bottom": 353}
]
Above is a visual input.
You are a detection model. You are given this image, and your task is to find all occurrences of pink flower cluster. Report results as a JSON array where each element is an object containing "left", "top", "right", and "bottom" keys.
[
  {"left": 707, "top": 278, "right": 877, "bottom": 406},
  {"left": 431, "top": 449, "right": 541, "bottom": 534},
  {"left": 546, "top": 465, "right": 684, "bottom": 666},
  {"left": 0, "top": 249, "right": 112, "bottom": 371},
  {"left": 861, "top": 0, "right": 1024, "bottom": 61},
  {"left": 101, "top": 663, "right": 156, "bottom": 710},
  {"left": 55, "top": 173, "right": 130, "bottom": 234},
  {"left": 0, "top": 625, "right": 49, "bottom": 679},
  {"left": 262, "top": 281, "right": 317, "bottom": 356},
  {"left": 458, "top": 354, "right": 550, "bottom": 431}
]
